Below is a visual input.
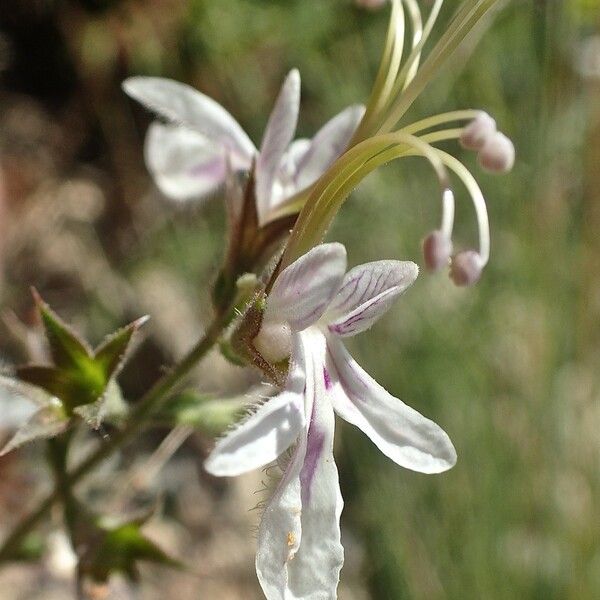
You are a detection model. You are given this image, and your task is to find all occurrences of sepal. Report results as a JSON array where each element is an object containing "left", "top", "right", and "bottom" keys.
[
  {"left": 72, "top": 508, "right": 181, "bottom": 584},
  {"left": 158, "top": 390, "right": 245, "bottom": 434},
  {"left": 32, "top": 289, "right": 94, "bottom": 372}
]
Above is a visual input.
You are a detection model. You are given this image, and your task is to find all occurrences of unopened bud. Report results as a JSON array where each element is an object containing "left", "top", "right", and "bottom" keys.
[
  {"left": 478, "top": 132, "right": 515, "bottom": 173},
  {"left": 254, "top": 321, "right": 292, "bottom": 364},
  {"left": 422, "top": 230, "right": 452, "bottom": 272},
  {"left": 449, "top": 250, "right": 483, "bottom": 286},
  {"left": 460, "top": 112, "right": 497, "bottom": 151}
]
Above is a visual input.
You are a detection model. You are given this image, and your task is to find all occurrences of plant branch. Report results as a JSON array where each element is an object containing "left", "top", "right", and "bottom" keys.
[{"left": 0, "top": 314, "right": 226, "bottom": 563}]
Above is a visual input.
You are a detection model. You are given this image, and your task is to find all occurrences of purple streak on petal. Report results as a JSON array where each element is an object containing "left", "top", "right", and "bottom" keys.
[
  {"left": 323, "top": 366, "right": 332, "bottom": 390},
  {"left": 300, "top": 401, "right": 326, "bottom": 505},
  {"left": 327, "top": 343, "right": 369, "bottom": 398},
  {"left": 328, "top": 292, "right": 389, "bottom": 335},
  {"left": 188, "top": 155, "right": 225, "bottom": 179}
]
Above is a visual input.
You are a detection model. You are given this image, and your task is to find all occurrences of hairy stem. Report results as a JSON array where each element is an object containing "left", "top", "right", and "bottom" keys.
[{"left": 0, "top": 314, "right": 226, "bottom": 563}]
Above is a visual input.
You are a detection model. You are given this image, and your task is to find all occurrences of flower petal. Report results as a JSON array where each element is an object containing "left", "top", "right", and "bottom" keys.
[
  {"left": 294, "top": 104, "right": 365, "bottom": 191},
  {"left": 256, "top": 69, "right": 301, "bottom": 222},
  {"left": 266, "top": 243, "right": 347, "bottom": 332},
  {"left": 0, "top": 402, "right": 68, "bottom": 456},
  {"left": 326, "top": 260, "right": 418, "bottom": 337},
  {"left": 256, "top": 331, "right": 343, "bottom": 600},
  {"left": 144, "top": 123, "right": 228, "bottom": 201},
  {"left": 270, "top": 139, "right": 311, "bottom": 209},
  {"left": 123, "top": 77, "right": 256, "bottom": 160},
  {"left": 327, "top": 338, "right": 456, "bottom": 473},
  {"left": 204, "top": 335, "right": 306, "bottom": 477}
]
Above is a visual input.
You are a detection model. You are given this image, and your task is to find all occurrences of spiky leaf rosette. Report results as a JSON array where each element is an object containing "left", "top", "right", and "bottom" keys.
[{"left": 0, "top": 292, "right": 148, "bottom": 454}]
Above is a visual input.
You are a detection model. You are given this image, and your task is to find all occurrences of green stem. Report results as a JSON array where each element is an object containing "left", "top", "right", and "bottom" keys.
[{"left": 0, "top": 314, "right": 226, "bottom": 563}]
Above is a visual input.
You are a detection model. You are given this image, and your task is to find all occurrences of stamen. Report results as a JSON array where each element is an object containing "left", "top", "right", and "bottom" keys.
[
  {"left": 401, "top": 109, "right": 481, "bottom": 136},
  {"left": 432, "top": 150, "right": 490, "bottom": 266},
  {"left": 422, "top": 185, "right": 455, "bottom": 271},
  {"left": 355, "top": 0, "right": 387, "bottom": 8},
  {"left": 459, "top": 111, "right": 497, "bottom": 150},
  {"left": 478, "top": 132, "right": 515, "bottom": 173},
  {"left": 401, "top": 0, "right": 424, "bottom": 88},
  {"left": 449, "top": 250, "right": 483, "bottom": 286},
  {"left": 422, "top": 229, "right": 453, "bottom": 272}
]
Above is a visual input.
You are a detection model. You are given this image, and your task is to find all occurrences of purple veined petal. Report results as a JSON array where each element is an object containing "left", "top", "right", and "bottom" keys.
[
  {"left": 325, "top": 260, "right": 418, "bottom": 337},
  {"left": 204, "top": 336, "right": 307, "bottom": 477},
  {"left": 327, "top": 337, "right": 457, "bottom": 474},
  {"left": 294, "top": 104, "right": 366, "bottom": 192},
  {"left": 256, "top": 330, "right": 343, "bottom": 600},
  {"left": 266, "top": 243, "right": 347, "bottom": 332},
  {"left": 270, "top": 139, "right": 312, "bottom": 210},
  {"left": 144, "top": 122, "right": 232, "bottom": 201},
  {"left": 122, "top": 77, "right": 256, "bottom": 161},
  {"left": 255, "top": 69, "right": 301, "bottom": 223}
]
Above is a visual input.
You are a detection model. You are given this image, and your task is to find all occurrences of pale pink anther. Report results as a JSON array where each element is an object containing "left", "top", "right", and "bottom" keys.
[
  {"left": 459, "top": 112, "right": 497, "bottom": 151},
  {"left": 355, "top": 0, "right": 387, "bottom": 9},
  {"left": 422, "top": 230, "right": 453, "bottom": 272},
  {"left": 449, "top": 250, "right": 484, "bottom": 286},
  {"left": 478, "top": 132, "right": 515, "bottom": 173}
]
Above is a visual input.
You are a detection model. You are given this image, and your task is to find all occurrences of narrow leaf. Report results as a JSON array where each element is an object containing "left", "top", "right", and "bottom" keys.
[
  {"left": 94, "top": 316, "right": 149, "bottom": 380},
  {"left": 16, "top": 365, "right": 104, "bottom": 411},
  {"left": 32, "top": 290, "right": 93, "bottom": 371}
]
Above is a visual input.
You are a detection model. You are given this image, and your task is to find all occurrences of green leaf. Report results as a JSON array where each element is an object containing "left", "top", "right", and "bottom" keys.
[
  {"left": 74, "top": 380, "right": 128, "bottom": 429},
  {"left": 94, "top": 316, "right": 149, "bottom": 380},
  {"left": 81, "top": 520, "right": 181, "bottom": 583},
  {"left": 16, "top": 365, "right": 105, "bottom": 412},
  {"left": 13, "top": 296, "right": 148, "bottom": 428},
  {"left": 32, "top": 290, "right": 94, "bottom": 372},
  {"left": 0, "top": 532, "right": 45, "bottom": 562}
]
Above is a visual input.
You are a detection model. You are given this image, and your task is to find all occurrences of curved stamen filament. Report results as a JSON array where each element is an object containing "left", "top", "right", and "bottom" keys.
[
  {"left": 279, "top": 132, "right": 454, "bottom": 268},
  {"left": 353, "top": 0, "right": 405, "bottom": 142},
  {"left": 379, "top": 0, "right": 499, "bottom": 133},
  {"left": 400, "top": 109, "right": 481, "bottom": 135},
  {"left": 400, "top": 0, "right": 425, "bottom": 89},
  {"left": 363, "top": 137, "right": 490, "bottom": 264},
  {"left": 434, "top": 150, "right": 489, "bottom": 264}
]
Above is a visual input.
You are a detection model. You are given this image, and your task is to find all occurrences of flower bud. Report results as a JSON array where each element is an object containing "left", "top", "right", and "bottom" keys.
[
  {"left": 422, "top": 230, "right": 452, "bottom": 272},
  {"left": 460, "top": 112, "right": 497, "bottom": 151},
  {"left": 449, "top": 250, "right": 483, "bottom": 286},
  {"left": 478, "top": 132, "right": 515, "bottom": 173},
  {"left": 254, "top": 321, "right": 292, "bottom": 363}
]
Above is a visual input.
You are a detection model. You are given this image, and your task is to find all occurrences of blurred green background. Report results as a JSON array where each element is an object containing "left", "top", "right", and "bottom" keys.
[{"left": 1, "top": 0, "right": 599, "bottom": 598}]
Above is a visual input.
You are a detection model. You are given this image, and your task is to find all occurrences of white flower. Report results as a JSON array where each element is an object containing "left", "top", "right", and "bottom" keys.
[
  {"left": 205, "top": 243, "right": 457, "bottom": 599},
  {"left": 122, "top": 72, "right": 364, "bottom": 225}
]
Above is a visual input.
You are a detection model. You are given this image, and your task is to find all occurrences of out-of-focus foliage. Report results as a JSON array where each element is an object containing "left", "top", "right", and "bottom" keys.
[{"left": 1, "top": 0, "right": 599, "bottom": 598}]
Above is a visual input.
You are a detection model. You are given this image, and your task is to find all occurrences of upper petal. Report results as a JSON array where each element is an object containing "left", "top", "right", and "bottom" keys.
[
  {"left": 326, "top": 260, "right": 418, "bottom": 337},
  {"left": 327, "top": 337, "right": 456, "bottom": 474},
  {"left": 256, "top": 330, "right": 344, "bottom": 600},
  {"left": 204, "top": 336, "right": 307, "bottom": 477},
  {"left": 144, "top": 122, "right": 228, "bottom": 201},
  {"left": 294, "top": 104, "right": 365, "bottom": 191},
  {"left": 266, "top": 243, "right": 347, "bottom": 332},
  {"left": 256, "top": 69, "right": 301, "bottom": 222},
  {"left": 123, "top": 77, "right": 256, "bottom": 160}
]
